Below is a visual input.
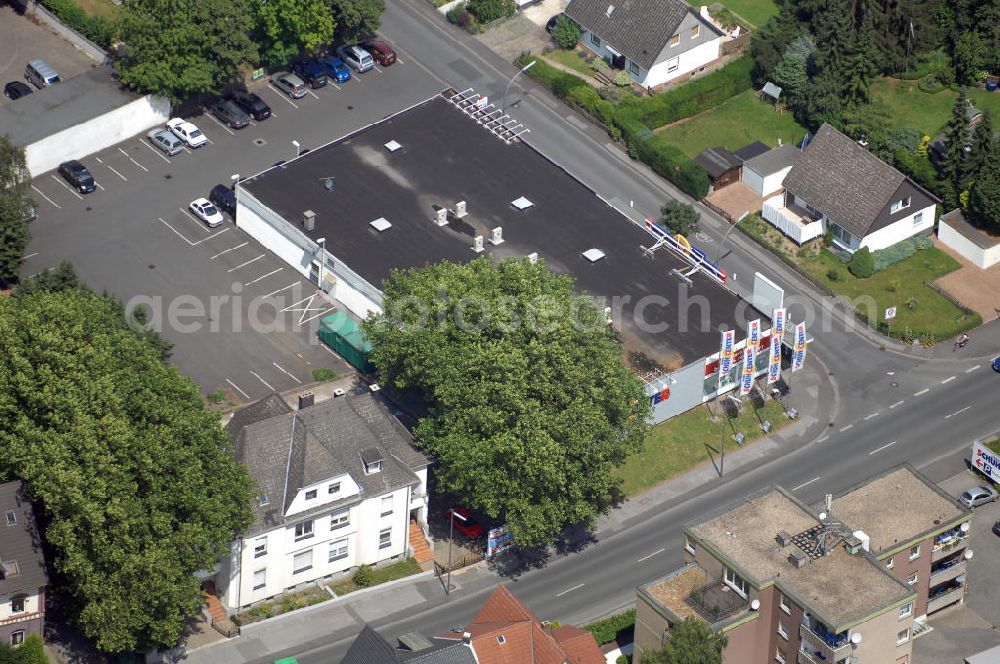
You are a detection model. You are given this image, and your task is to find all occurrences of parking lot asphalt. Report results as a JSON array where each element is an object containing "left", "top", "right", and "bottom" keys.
[
  {"left": 22, "top": 47, "right": 442, "bottom": 403},
  {"left": 0, "top": 4, "right": 98, "bottom": 104}
]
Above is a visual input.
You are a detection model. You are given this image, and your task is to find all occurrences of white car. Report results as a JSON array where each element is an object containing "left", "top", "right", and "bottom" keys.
[
  {"left": 189, "top": 198, "right": 224, "bottom": 228},
  {"left": 166, "top": 118, "right": 208, "bottom": 148}
]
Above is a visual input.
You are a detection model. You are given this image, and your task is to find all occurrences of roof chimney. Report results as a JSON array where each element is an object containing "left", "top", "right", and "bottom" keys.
[
  {"left": 776, "top": 530, "right": 792, "bottom": 547},
  {"left": 303, "top": 210, "right": 316, "bottom": 231},
  {"left": 298, "top": 392, "right": 314, "bottom": 410},
  {"left": 788, "top": 548, "right": 807, "bottom": 568},
  {"left": 462, "top": 632, "right": 472, "bottom": 644}
]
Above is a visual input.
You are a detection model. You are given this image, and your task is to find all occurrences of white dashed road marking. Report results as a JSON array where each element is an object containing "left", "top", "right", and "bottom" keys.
[
  {"left": 967, "top": 365, "right": 981, "bottom": 373},
  {"left": 555, "top": 584, "right": 584, "bottom": 598},
  {"left": 869, "top": 441, "right": 897, "bottom": 455},
  {"left": 945, "top": 406, "right": 971, "bottom": 420},
  {"left": 793, "top": 477, "right": 821, "bottom": 491},
  {"left": 23, "top": 252, "right": 37, "bottom": 260},
  {"left": 914, "top": 388, "right": 930, "bottom": 396},
  {"left": 941, "top": 376, "right": 956, "bottom": 384},
  {"left": 864, "top": 412, "right": 879, "bottom": 421},
  {"left": 637, "top": 548, "right": 665, "bottom": 563},
  {"left": 839, "top": 424, "right": 853, "bottom": 432},
  {"left": 889, "top": 400, "right": 904, "bottom": 409}
]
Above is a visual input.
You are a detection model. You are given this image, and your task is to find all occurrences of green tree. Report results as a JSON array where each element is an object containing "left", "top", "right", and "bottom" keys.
[
  {"left": 465, "top": 0, "right": 515, "bottom": 22},
  {"left": 15, "top": 634, "right": 48, "bottom": 664},
  {"left": 969, "top": 137, "right": 1000, "bottom": 228},
  {"left": 772, "top": 49, "right": 808, "bottom": 100},
  {"left": 253, "top": 0, "right": 336, "bottom": 66},
  {"left": 0, "top": 289, "right": 255, "bottom": 652},
  {"left": 841, "top": 1, "right": 878, "bottom": 104},
  {"left": 363, "top": 258, "right": 651, "bottom": 546},
  {"left": 551, "top": 14, "right": 581, "bottom": 49},
  {"left": 0, "top": 643, "right": 18, "bottom": 664},
  {"left": 330, "top": 0, "right": 385, "bottom": 42},
  {"left": 940, "top": 88, "right": 971, "bottom": 191},
  {"left": 967, "top": 109, "right": 993, "bottom": 177},
  {"left": 641, "top": 618, "right": 727, "bottom": 664},
  {"left": 953, "top": 31, "right": 986, "bottom": 84},
  {"left": 659, "top": 200, "right": 700, "bottom": 237},
  {"left": 848, "top": 245, "right": 876, "bottom": 277},
  {"left": 0, "top": 134, "right": 33, "bottom": 284},
  {"left": 117, "top": 0, "right": 258, "bottom": 101},
  {"left": 12, "top": 260, "right": 81, "bottom": 297}
]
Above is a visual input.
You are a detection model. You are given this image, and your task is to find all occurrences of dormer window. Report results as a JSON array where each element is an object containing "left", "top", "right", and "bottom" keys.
[
  {"left": 2, "top": 560, "right": 19, "bottom": 578},
  {"left": 670, "top": 34, "right": 680, "bottom": 47},
  {"left": 497, "top": 635, "right": 506, "bottom": 644},
  {"left": 890, "top": 196, "right": 911, "bottom": 213},
  {"left": 305, "top": 489, "right": 317, "bottom": 500},
  {"left": 4, "top": 511, "right": 15, "bottom": 526},
  {"left": 361, "top": 447, "right": 384, "bottom": 475},
  {"left": 366, "top": 461, "right": 382, "bottom": 474},
  {"left": 328, "top": 482, "right": 341, "bottom": 495}
]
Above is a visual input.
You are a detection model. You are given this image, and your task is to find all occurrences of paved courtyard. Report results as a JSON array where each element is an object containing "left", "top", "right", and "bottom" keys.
[{"left": 932, "top": 237, "right": 1000, "bottom": 324}]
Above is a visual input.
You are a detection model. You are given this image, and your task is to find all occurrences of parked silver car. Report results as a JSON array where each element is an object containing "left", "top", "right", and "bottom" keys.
[
  {"left": 270, "top": 71, "right": 308, "bottom": 99},
  {"left": 147, "top": 128, "right": 184, "bottom": 156},
  {"left": 960, "top": 486, "right": 998, "bottom": 508}
]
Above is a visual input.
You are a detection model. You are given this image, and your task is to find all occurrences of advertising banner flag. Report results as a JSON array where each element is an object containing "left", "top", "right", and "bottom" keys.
[
  {"left": 740, "top": 320, "right": 760, "bottom": 395},
  {"left": 791, "top": 322, "right": 807, "bottom": 372},
  {"left": 772, "top": 308, "right": 786, "bottom": 337},
  {"left": 486, "top": 525, "right": 514, "bottom": 558},
  {"left": 718, "top": 330, "right": 736, "bottom": 385},
  {"left": 767, "top": 334, "right": 782, "bottom": 384}
]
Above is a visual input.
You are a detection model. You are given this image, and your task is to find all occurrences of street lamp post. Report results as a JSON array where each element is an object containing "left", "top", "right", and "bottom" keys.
[
  {"left": 316, "top": 237, "right": 326, "bottom": 291},
  {"left": 230, "top": 173, "right": 240, "bottom": 191},
  {"left": 292, "top": 140, "right": 301, "bottom": 158},
  {"left": 446, "top": 509, "right": 455, "bottom": 595},
  {"left": 717, "top": 210, "right": 750, "bottom": 266},
  {"left": 503, "top": 60, "right": 536, "bottom": 111}
]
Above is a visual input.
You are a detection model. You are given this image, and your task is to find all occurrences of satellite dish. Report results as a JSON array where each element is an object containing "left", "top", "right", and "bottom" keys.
[
  {"left": 324, "top": 177, "right": 334, "bottom": 191},
  {"left": 850, "top": 632, "right": 862, "bottom": 645},
  {"left": 961, "top": 522, "right": 970, "bottom": 532},
  {"left": 965, "top": 549, "right": 974, "bottom": 560},
  {"left": 750, "top": 599, "right": 760, "bottom": 611},
  {"left": 818, "top": 512, "right": 828, "bottom": 521}
]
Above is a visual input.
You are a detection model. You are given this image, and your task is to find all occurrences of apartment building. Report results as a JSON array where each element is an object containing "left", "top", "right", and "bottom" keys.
[
  {"left": 634, "top": 464, "right": 969, "bottom": 664},
  {"left": 0, "top": 481, "right": 48, "bottom": 647}
]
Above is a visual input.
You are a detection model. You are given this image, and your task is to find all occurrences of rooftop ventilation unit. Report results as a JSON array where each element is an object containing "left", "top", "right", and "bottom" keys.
[
  {"left": 324, "top": 177, "right": 334, "bottom": 191},
  {"left": 455, "top": 201, "right": 468, "bottom": 218},
  {"left": 472, "top": 235, "right": 485, "bottom": 253},
  {"left": 606, "top": 4, "right": 615, "bottom": 16},
  {"left": 369, "top": 383, "right": 382, "bottom": 393},
  {"left": 844, "top": 535, "right": 863, "bottom": 555},
  {"left": 490, "top": 227, "right": 504, "bottom": 246},
  {"left": 582, "top": 248, "right": 606, "bottom": 263},
  {"left": 370, "top": 217, "right": 392, "bottom": 232},
  {"left": 511, "top": 196, "right": 533, "bottom": 210},
  {"left": 776, "top": 530, "right": 792, "bottom": 547},
  {"left": 434, "top": 208, "right": 448, "bottom": 226},
  {"left": 788, "top": 548, "right": 807, "bottom": 568},
  {"left": 528, "top": 252, "right": 538, "bottom": 264},
  {"left": 384, "top": 140, "right": 402, "bottom": 152},
  {"left": 303, "top": 210, "right": 316, "bottom": 231},
  {"left": 332, "top": 388, "right": 346, "bottom": 398}
]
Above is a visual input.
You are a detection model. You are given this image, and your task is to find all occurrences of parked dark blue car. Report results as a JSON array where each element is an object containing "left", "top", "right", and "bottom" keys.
[
  {"left": 291, "top": 59, "right": 328, "bottom": 89},
  {"left": 992, "top": 356, "right": 1000, "bottom": 372},
  {"left": 318, "top": 56, "right": 352, "bottom": 83}
]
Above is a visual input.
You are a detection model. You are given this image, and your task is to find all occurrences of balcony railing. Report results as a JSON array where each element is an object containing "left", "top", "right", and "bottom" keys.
[
  {"left": 685, "top": 580, "right": 748, "bottom": 624},
  {"left": 932, "top": 533, "right": 969, "bottom": 562},
  {"left": 930, "top": 558, "right": 967, "bottom": 586},
  {"left": 761, "top": 198, "right": 825, "bottom": 245},
  {"left": 799, "top": 621, "right": 852, "bottom": 663},
  {"left": 927, "top": 586, "right": 964, "bottom": 613}
]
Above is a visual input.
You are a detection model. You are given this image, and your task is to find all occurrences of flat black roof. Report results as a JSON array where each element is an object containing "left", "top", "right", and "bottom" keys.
[{"left": 243, "top": 94, "right": 760, "bottom": 368}]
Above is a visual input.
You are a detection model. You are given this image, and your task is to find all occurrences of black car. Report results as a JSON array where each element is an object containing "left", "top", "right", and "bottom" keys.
[
  {"left": 231, "top": 91, "right": 271, "bottom": 121},
  {"left": 57, "top": 160, "right": 96, "bottom": 194},
  {"left": 210, "top": 99, "right": 250, "bottom": 129},
  {"left": 3, "top": 81, "right": 32, "bottom": 100},
  {"left": 292, "top": 60, "right": 328, "bottom": 89},
  {"left": 209, "top": 184, "right": 237, "bottom": 217}
]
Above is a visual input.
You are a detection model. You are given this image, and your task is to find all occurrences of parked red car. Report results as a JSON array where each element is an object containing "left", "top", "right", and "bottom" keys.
[
  {"left": 361, "top": 39, "right": 396, "bottom": 66},
  {"left": 445, "top": 506, "right": 485, "bottom": 539}
]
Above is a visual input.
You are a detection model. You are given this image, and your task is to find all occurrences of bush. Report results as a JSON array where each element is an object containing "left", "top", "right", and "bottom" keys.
[
  {"left": 870, "top": 237, "right": 932, "bottom": 272},
  {"left": 466, "top": 0, "right": 515, "bottom": 23},
  {"left": 352, "top": 564, "right": 375, "bottom": 588},
  {"left": 16, "top": 634, "right": 48, "bottom": 664},
  {"left": 551, "top": 15, "right": 581, "bottom": 49},
  {"left": 848, "top": 246, "right": 875, "bottom": 278},
  {"left": 208, "top": 389, "right": 225, "bottom": 404},
  {"left": 446, "top": 3, "right": 465, "bottom": 23},
  {"left": 38, "top": 0, "right": 114, "bottom": 48},
  {"left": 312, "top": 367, "right": 338, "bottom": 382},
  {"left": 584, "top": 609, "right": 636, "bottom": 645},
  {"left": 613, "top": 70, "right": 633, "bottom": 87},
  {"left": 826, "top": 268, "right": 841, "bottom": 281}
]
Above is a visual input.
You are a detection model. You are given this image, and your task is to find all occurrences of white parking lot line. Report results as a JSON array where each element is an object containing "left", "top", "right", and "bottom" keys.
[
  {"left": 207, "top": 114, "right": 236, "bottom": 135},
  {"left": 244, "top": 267, "right": 283, "bottom": 286},
  {"left": 266, "top": 84, "right": 300, "bottom": 108},
  {"left": 839, "top": 424, "right": 853, "bottom": 432},
  {"left": 158, "top": 217, "right": 194, "bottom": 245},
  {"left": 50, "top": 174, "right": 84, "bottom": 200},
  {"left": 95, "top": 182, "right": 106, "bottom": 191},
  {"left": 211, "top": 242, "right": 249, "bottom": 259},
  {"left": 250, "top": 371, "right": 275, "bottom": 391},
  {"left": 308, "top": 89, "right": 320, "bottom": 99},
  {"left": 373, "top": 65, "right": 383, "bottom": 74},
  {"left": 273, "top": 362, "right": 302, "bottom": 384},
  {"left": 140, "top": 140, "right": 172, "bottom": 163},
  {"left": 30, "top": 185, "right": 60, "bottom": 209},
  {"left": 128, "top": 156, "right": 149, "bottom": 172},
  {"left": 330, "top": 82, "right": 342, "bottom": 91},
  {"left": 179, "top": 207, "right": 212, "bottom": 232},
  {"left": 227, "top": 254, "right": 265, "bottom": 272},
  {"left": 190, "top": 228, "right": 229, "bottom": 246},
  {"left": 226, "top": 379, "right": 250, "bottom": 400},
  {"left": 264, "top": 281, "right": 301, "bottom": 299},
  {"left": 106, "top": 164, "right": 128, "bottom": 181},
  {"left": 281, "top": 293, "right": 336, "bottom": 324}
]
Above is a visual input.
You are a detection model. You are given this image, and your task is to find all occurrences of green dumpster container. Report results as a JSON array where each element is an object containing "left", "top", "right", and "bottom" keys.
[{"left": 318, "top": 311, "right": 375, "bottom": 373}]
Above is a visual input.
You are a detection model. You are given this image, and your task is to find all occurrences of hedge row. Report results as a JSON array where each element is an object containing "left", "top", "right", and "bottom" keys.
[
  {"left": 871, "top": 236, "right": 934, "bottom": 272},
  {"left": 520, "top": 55, "right": 712, "bottom": 198},
  {"left": 39, "top": 0, "right": 114, "bottom": 49},
  {"left": 584, "top": 608, "right": 635, "bottom": 645}
]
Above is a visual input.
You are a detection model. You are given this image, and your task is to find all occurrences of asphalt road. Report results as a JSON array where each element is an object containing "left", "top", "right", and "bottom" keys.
[{"left": 21, "top": 56, "right": 446, "bottom": 401}]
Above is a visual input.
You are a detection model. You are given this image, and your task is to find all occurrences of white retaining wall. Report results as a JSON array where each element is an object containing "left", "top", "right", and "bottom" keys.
[{"left": 25, "top": 94, "right": 170, "bottom": 176}]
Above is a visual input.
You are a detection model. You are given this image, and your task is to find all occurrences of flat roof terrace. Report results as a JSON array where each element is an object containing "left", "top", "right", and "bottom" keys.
[{"left": 243, "top": 93, "right": 759, "bottom": 368}]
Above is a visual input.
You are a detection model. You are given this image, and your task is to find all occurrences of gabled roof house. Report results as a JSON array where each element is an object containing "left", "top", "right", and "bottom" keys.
[
  {"left": 0, "top": 481, "right": 48, "bottom": 648},
  {"left": 762, "top": 124, "right": 939, "bottom": 251},
  {"left": 566, "top": 0, "right": 727, "bottom": 89}
]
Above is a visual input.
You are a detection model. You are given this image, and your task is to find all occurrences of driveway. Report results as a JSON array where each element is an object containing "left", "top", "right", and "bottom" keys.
[
  {"left": 933, "top": 237, "right": 1000, "bottom": 323},
  {"left": 0, "top": 4, "right": 98, "bottom": 104}
]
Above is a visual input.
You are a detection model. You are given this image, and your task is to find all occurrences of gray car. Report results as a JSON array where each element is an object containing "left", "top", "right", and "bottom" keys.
[
  {"left": 270, "top": 71, "right": 307, "bottom": 99},
  {"left": 960, "top": 486, "right": 998, "bottom": 508},
  {"left": 147, "top": 128, "right": 184, "bottom": 156}
]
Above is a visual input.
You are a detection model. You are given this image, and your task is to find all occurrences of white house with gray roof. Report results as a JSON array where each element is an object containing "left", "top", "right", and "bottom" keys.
[
  {"left": 216, "top": 392, "right": 429, "bottom": 611},
  {"left": 762, "top": 124, "right": 939, "bottom": 250},
  {"left": 0, "top": 481, "right": 48, "bottom": 648},
  {"left": 565, "top": 0, "right": 726, "bottom": 89}
]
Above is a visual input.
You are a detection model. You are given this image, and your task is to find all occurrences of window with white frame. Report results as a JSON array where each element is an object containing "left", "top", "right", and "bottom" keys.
[
  {"left": 305, "top": 489, "right": 317, "bottom": 500},
  {"left": 890, "top": 196, "right": 912, "bottom": 213},
  {"left": 909, "top": 544, "right": 920, "bottom": 560},
  {"left": 330, "top": 509, "right": 350, "bottom": 530},
  {"left": 328, "top": 482, "right": 341, "bottom": 495},
  {"left": 10, "top": 596, "right": 25, "bottom": 613},
  {"left": 329, "top": 538, "right": 349, "bottom": 563},
  {"left": 669, "top": 34, "right": 680, "bottom": 47},
  {"left": 907, "top": 572, "right": 918, "bottom": 585},
  {"left": 10, "top": 631, "right": 23, "bottom": 647},
  {"left": 381, "top": 495, "right": 394, "bottom": 517},
  {"left": 691, "top": 25, "right": 700, "bottom": 39},
  {"left": 899, "top": 602, "right": 913, "bottom": 619},
  {"left": 295, "top": 520, "right": 314, "bottom": 541},
  {"left": 779, "top": 592, "right": 791, "bottom": 614},
  {"left": 591, "top": 33, "right": 601, "bottom": 47},
  {"left": 629, "top": 61, "right": 640, "bottom": 75},
  {"left": 379, "top": 528, "right": 392, "bottom": 550},
  {"left": 886, "top": 555, "right": 895, "bottom": 569},
  {"left": 684, "top": 534, "right": 696, "bottom": 555},
  {"left": 897, "top": 628, "right": 910, "bottom": 645},
  {"left": 253, "top": 569, "right": 266, "bottom": 590},
  {"left": 724, "top": 566, "right": 748, "bottom": 597},
  {"left": 912, "top": 211, "right": 924, "bottom": 227},
  {"left": 254, "top": 536, "right": 267, "bottom": 558},
  {"left": 667, "top": 57, "right": 680, "bottom": 73},
  {"left": 775, "top": 646, "right": 786, "bottom": 664},
  {"left": 777, "top": 619, "right": 788, "bottom": 639},
  {"left": 293, "top": 549, "right": 313, "bottom": 574}
]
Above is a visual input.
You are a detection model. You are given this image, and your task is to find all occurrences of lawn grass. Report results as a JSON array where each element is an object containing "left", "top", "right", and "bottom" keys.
[
  {"left": 799, "top": 247, "right": 979, "bottom": 342},
  {"left": 543, "top": 49, "right": 596, "bottom": 77},
  {"left": 687, "top": 0, "right": 778, "bottom": 28},
  {"left": 73, "top": 0, "right": 118, "bottom": 19},
  {"left": 872, "top": 78, "right": 1000, "bottom": 136},
  {"left": 614, "top": 399, "right": 789, "bottom": 496},
  {"left": 327, "top": 557, "right": 422, "bottom": 596},
  {"left": 656, "top": 89, "right": 806, "bottom": 158}
]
